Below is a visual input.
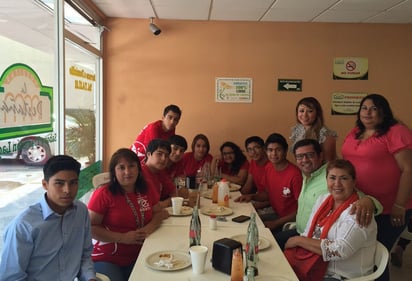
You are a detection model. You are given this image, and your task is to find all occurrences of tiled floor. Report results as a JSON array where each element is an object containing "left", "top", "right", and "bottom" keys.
[{"left": 390, "top": 243, "right": 412, "bottom": 280}]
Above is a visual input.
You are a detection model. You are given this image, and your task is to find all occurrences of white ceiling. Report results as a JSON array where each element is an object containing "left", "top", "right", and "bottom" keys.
[{"left": 91, "top": 0, "right": 412, "bottom": 24}]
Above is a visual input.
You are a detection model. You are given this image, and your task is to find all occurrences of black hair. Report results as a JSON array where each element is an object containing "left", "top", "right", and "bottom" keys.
[
  {"left": 109, "top": 148, "right": 146, "bottom": 195},
  {"left": 220, "top": 141, "right": 247, "bottom": 175},
  {"left": 43, "top": 155, "right": 81, "bottom": 181},
  {"left": 147, "top": 139, "right": 171, "bottom": 154},
  {"left": 168, "top": 135, "right": 188, "bottom": 151},
  {"left": 355, "top": 94, "right": 398, "bottom": 139},
  {"left": 292, "top": 139, "right": 322, "bottom": 155},
  {"left": 264, "top": 133, "right": 288, "bottom": 152},
  {"left": 163, "top": 104, "right": 182, "bottom": 118},
  {"left": 244, "top": 136, "right": 264, "bottom": 149}
]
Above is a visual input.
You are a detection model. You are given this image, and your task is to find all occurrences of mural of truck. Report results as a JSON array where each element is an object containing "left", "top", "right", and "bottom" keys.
[{"left": 0, "top": 63, "right": 56, "bottom": 165}]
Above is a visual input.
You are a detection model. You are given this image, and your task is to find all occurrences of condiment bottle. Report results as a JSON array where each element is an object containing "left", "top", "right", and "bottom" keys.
[
  {"left": 245, "top": 212, "right": 259, "bottom": 276},
  {"left": 231, "top": 247, "right": 243, "bottom": 281},
  {"left": 212, "top": 182, "right": 219, "bottom": 203},
  {"left": 189, "top": 206, "right": 201, "bottom": 247},
  {"left": 217, "top": 179, "right": 230, "bottom": 207}
]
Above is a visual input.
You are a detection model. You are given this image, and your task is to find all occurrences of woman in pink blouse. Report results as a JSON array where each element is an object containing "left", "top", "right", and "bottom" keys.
[{"left": 341, "top": 94, "right": 412, "bottom": 281}]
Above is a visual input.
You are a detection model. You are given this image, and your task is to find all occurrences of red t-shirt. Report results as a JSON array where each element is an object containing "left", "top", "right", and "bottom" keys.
[
  {"left": 249, "top": 159, "right": 269, "bottom": 192},
  {"left": 88, "top": 185, "right": 156, "bottom": 266},
  {"left": 130, "top": 120, "right": 175, "bottom": 161},
  {"left": 141, "top": 164, "right": 176, "bottom": 202},
  {"left": 263, "top": 161, "right": 302, "bottom": 217},
  {"left": 166, "top": 160, "right": 185, "bottom": 180},
  {"left": 219, "top": 160, "right": 250, "bottom": 176},
  {"left": 182, "top": 152, "right": 213, "bottom": 177}
]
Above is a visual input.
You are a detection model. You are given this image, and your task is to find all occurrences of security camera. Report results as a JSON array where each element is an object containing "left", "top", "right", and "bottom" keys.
[{"left": 149, "top": 23, "right": 161, "bottom": 36}]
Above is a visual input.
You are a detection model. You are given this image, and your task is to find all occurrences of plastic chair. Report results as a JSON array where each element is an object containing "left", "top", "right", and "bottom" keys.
[
  {"left": 96, "top": 273, "right": 111, "bottom": 281},
  {"left": 346, "top": 242, "right": 388, "bottom": 281},
  {"left": 92, "top": 172, "right": 110, "bottom": 188},
  {"left": 400, "top": 226, "right": 412, "bottom": 240},
  {"left": 282, "top": 221, "right": 296, "bottom": 231}
]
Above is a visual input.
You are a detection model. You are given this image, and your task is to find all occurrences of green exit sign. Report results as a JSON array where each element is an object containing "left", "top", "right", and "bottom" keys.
[{"left": 278, "top": 79, "right": 302, "bottom": 92}]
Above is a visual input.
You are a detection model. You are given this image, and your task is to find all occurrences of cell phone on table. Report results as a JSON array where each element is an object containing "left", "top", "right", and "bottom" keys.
[{"left": 232, "top": 215, "right": 251, "bottom": 223}]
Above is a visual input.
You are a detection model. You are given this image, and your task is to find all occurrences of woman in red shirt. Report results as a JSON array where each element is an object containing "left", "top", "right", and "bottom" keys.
[{"left": 88, "top": 148, "right": 168, "bottom": 281}]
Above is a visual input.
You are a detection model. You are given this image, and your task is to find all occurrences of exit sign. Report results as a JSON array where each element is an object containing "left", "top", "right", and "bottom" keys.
[{"left": 278, "top": 79, "right": 302, "bottom": 92}]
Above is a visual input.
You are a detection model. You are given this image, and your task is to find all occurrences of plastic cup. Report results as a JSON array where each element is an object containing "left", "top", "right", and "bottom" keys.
[
  {"left": 171, "top": 197, "right": 184, "bottom": 215},
  {"left": 189, "top": 245, "right": 208, "bottom": 274}
]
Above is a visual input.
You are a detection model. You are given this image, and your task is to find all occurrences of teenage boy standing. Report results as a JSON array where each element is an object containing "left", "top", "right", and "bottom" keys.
[{"left": 130, "top": 104, "right": 182, "bottom": 161}]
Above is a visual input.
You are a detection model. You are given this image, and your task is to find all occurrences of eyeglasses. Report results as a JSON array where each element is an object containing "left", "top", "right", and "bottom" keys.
[
  {"left": 295, "top": 152, "right": 316, "bottom": 160},
  {"left": 222, "top": 151, "right": 235, "bottom": 156}
]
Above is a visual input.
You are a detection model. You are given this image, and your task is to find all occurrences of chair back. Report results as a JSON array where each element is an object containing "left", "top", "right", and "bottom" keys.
[
  {"left": 346, "top": 241, "right": 388, "bottom": 281},
  {"left": 92, "top": 172, "right": 110, "bottom": 188},
  {"left": 96, "top": 272, "right": 111, "bottom": 281},
  {"left": 400, "top": 226, "right": 412, "bottom": 240}
]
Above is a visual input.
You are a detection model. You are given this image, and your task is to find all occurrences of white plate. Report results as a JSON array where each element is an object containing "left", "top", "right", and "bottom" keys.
[
  {"left": 166, "top": 206, "right": 193, "bottom": 216},
  {"left": 229, "top": 183, "right": 241, "bottom": 192},
  {"left": 230, "top": 234, "right": 271, "bottom": 251},
  {"left": 201, "top": 206, "right": 233, "bottom": 216},
  {"left": 145, "top": 250, "right": 191, "bottom": 271}
]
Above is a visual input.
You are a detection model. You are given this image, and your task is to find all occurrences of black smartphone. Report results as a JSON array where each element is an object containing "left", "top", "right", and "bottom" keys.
[{"left": 232, "top": 215, "right": 251, "bottom": 223}]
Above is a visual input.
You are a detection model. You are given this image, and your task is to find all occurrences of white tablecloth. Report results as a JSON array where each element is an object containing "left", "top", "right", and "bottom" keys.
[{"left": 128, "top": 192, "right": 298, "bottom": 281}]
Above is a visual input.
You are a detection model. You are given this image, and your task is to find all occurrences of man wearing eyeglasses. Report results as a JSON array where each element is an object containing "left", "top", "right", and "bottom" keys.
[
  {"left": 275, "top": 138, "right": 382, "bottom": 250},
  {"left": 235, "top": 133, "right": 303, "bottom": 234},
  {"left": 240, "top": 136, "right": 269, "bottom": 195}
]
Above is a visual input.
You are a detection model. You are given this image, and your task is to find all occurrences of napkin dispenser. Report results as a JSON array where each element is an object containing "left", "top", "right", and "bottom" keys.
[{"left": 212, "top": 238, "right": 242, "bottom": 275}]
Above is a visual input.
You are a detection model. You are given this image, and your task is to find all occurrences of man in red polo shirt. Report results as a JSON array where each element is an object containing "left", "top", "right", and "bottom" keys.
[{"left": 131, "top": 104, "right": 182, "bottom": 162}]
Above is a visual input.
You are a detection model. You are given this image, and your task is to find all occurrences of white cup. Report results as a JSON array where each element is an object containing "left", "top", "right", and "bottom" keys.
[
  {"left": 171, "top": 197, "right": 184, "bottom": 215},
  {"left": 189, "top": 245, "right": 208, "bottom": 274}
]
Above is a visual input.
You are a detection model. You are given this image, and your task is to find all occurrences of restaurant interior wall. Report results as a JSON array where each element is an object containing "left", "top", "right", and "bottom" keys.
[{"left": 103, "top": 19, "right": 412, "bottom": 165}]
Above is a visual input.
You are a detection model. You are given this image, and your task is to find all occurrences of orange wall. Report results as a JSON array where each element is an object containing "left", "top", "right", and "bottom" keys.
[{"left": 103, "top": 19, "right": 412, "bottom": 164}]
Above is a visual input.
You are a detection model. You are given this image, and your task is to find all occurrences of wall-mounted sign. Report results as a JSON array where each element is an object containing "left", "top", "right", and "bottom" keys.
[
  {"left": 215, "top": 78, "right": 252, "bottom": 103},
  {"left": 333, "top": 57, "right": 368, "bottom": 80},
  {"left": 331, "top": 92, "right": 368, "bottom": 115},
  {"left": 277, "top": 79, "right": 302, "bottom": 92}
]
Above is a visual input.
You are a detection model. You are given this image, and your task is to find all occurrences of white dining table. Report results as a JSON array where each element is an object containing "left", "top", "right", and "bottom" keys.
[{"left": 128, "top": 191, "right": 298, "bottom": 281}]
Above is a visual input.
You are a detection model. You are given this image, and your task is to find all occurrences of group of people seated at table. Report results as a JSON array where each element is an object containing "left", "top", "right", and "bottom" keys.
[{"left": 1, "top": 94, "right": 412, "bottom": 281}]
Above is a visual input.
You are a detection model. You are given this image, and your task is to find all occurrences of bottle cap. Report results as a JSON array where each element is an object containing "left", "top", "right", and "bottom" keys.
[{"left": 210, "top": 214, "right": 217, "bottom": 218}]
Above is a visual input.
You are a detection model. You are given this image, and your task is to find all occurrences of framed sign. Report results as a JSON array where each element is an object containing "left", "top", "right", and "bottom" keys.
[
  {"left": 215, "top": 78, "right": 252, "bottom": 103},
  {"left": 331, "top": 92, "right": 367, "bottom": 115}
]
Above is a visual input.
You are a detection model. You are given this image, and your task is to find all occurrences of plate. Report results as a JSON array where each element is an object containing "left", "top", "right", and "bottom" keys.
[
  {"left": 145, "top": 250, "right": 191, "bottom": 271},
  {"left": 201, "top": 206, "right": 233, "bottom": 216},
  {"left": 230, "top": 234, "right": 271, "bottom": 251},
  {"left": 229, "top": 183, "right": 241, "bottom": 192},
  {"left": 166, "top": 206, "right": 193, "bottom": 216}
]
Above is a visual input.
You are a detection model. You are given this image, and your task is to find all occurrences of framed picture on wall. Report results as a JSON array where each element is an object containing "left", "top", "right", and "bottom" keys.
[{"left": 215, "top": 77, "right": 252, "bottom": 103}]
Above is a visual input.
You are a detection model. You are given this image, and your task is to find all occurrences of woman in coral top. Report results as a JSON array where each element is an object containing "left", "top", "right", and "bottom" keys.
[
  {"left": 341, "top": 94, "right": 412, "bottom": 281},
  {"left": 88, "top": 148, "right": 168, "bottom": 281}
]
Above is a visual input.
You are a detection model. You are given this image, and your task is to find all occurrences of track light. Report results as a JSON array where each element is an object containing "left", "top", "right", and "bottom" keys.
[{"left": 149, "top": 17, "right": 161, "bottom": 36}]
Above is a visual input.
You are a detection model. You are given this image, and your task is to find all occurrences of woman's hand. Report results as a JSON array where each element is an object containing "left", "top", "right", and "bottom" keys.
[
  {"left": 349, "top": 197, "right": 375, "bottom": 227},
  {"left": 121, "top": 230, "right": 147, "bottom": 244},
  {"left": 391, "top": 204, "right": 406, "bottom": 227}
]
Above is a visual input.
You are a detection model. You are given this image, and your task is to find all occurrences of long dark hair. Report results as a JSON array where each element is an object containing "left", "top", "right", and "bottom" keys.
[
  {"left": 108, "top": 148, "right": 147, "bottom": 195},
  {"left": 355, "top": 94, "right": 398, "bottom": 139},
  {"left": 220, "top": 141, "right": 247, "bottom": 175}
]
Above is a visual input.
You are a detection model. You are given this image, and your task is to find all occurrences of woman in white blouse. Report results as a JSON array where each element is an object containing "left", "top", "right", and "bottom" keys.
[{"left": 285, "top": 159, "right": 377, "bottom": 280}]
